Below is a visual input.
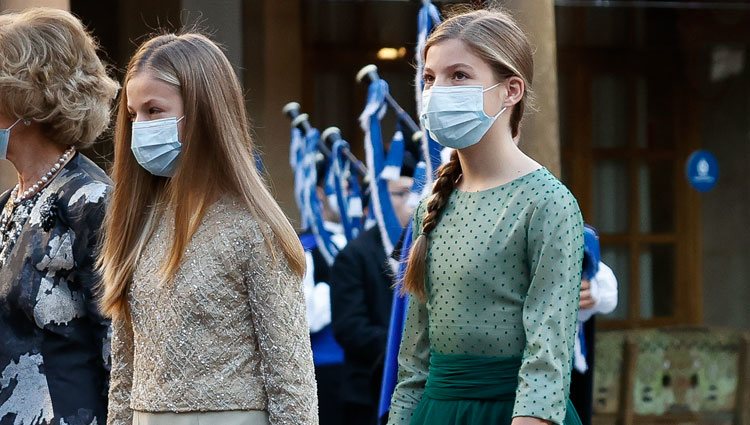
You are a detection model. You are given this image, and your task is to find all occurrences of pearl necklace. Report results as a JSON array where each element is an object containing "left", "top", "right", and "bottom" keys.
[
  {"left": 14, "top": 147, "right": 75, "bottom": 205},
  {"left": 0, "top": 147, "right": 75, "bottom": 265}
]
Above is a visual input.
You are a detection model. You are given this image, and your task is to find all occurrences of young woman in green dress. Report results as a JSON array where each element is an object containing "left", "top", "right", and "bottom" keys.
[{"left": 387, "top": 8, "right": 584, "bottom": 425}]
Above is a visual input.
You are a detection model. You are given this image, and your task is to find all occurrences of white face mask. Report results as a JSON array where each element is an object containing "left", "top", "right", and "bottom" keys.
[
  {"left": 131, "top": 116, "right": 184, "bottom": 177},
  {"left": 420, "top": 83, "right": 506, "bottom": 150}
]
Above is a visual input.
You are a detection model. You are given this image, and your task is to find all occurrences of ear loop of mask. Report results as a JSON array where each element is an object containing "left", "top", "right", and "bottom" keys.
[
  {"left": 176, "top": 117, "right": 185, "bottom": 143},
  {"left": 482, "top": 82, "right": 502, "bottom": 93},
  {"left": 6, "top": 118, "right": 23, "bottom": 131},
  {"left": 483, "top": 83, "right": 508, "bottom": 119}
]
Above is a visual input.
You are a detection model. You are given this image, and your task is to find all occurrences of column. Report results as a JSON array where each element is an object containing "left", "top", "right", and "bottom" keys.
[
  {"left": 504, "top": 0, "right": 562, "bottom": 177},
  {"left": 258, "top": 0, "right": 303, "bottom": 222}
]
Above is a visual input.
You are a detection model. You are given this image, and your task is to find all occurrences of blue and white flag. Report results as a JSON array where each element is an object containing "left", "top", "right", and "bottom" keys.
[
  {"left": 290, "top": 127, "right": 307, "bottom": 228},
  {"left": 329, "top": 139, "right": 364, "bottom": 242},
  {"left": 301, "top": 128, "right": 339, "bottom": 266},
  {"left": 359, "top": 78, "right": 403, "bottom": 261}
]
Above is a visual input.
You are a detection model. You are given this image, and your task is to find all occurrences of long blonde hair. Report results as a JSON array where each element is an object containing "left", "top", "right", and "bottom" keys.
[
  {"left": 403, "top": 9, "right": 534, "bottom": 300},
  {"left": 99, "top": 33, "right": 305, "bottom": 319}
]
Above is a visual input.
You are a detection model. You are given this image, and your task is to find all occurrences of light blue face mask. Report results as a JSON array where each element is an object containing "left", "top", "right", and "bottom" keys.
[
  {"left": 0, "top": 119, "right": 23, "bottom": 160},
  {"left": 420, "top": 83, "right": 507, "bottom": 150},
  {"left": 131, "top": 116, "right": 184, "bottom": 177}
]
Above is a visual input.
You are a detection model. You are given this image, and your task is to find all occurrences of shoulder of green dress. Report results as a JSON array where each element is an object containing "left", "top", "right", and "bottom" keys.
[
  {"left": 521, "top": 173, "right": 582, "bottom": 238},
  {"left": 525, "top": 169, "right": 579, "bottom": 209}
]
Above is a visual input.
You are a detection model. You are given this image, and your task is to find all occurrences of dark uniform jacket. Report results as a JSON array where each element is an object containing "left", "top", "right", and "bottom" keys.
[{"left": 330, "top": 226, "right": 394, "bottom": 407}]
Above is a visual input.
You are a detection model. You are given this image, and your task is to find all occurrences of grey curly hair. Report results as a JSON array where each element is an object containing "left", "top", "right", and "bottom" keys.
[{"left": 0, "top": 7, "right": 119, "bottom": 149}]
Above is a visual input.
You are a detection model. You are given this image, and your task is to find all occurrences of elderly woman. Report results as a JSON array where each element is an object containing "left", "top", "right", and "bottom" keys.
[{"left": 0, "top": 8, "right": 119, "bottom": 425}]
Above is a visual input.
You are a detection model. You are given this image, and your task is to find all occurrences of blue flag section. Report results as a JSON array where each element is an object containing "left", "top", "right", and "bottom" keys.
[
  {"left": 378, "top": 223, "right": 414, "bottom": 419},
  {"left": 329, "top": 139, "right": 364, "bottom": 242},
  {"left": 359, "top": 78, "right": 407, "bottom": 260},
  {"left": 290, "top": 127, "right": 308, "bottom": 229},
  {"left": 582, "top": 224, "right": 601, "bottom": 281},
  {"left": 301, "top": 128, "right": 340, "bottom": 266}
]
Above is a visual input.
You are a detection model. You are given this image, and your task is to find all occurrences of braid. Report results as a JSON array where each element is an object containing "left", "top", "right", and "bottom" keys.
[{"left": 402, "top": 151, "right": 463, "bottom": 300}]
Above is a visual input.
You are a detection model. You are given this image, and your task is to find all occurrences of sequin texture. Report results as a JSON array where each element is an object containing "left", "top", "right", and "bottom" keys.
[{"left": 107, "top": 196, "right": 318, "bottom": 425}]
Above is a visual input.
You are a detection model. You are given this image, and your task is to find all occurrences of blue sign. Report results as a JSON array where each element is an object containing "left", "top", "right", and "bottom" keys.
[{"left": 686, "top": 150, "right": 719, "bottom": 192}]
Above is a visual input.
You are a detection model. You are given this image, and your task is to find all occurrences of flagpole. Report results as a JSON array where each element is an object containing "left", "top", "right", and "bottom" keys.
[
  {"left": 283, "top": 102, "right": 369, "bottom": 178},
  {"left": 356, "top": 64, "right": 421, "bottom": 136}
]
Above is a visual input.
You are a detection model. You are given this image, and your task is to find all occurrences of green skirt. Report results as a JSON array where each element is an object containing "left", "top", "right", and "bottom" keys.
[{"left": 410, "top": 352, "right": 582, "bottom": 425}]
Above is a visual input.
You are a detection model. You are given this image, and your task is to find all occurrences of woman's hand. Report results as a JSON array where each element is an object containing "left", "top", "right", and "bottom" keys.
[{"left": 511, "top": 416, "right": 552, "bottom": 425}]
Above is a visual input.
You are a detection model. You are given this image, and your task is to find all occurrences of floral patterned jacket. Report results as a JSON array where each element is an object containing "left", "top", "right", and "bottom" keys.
[{"left": 0, "top": 153, "right": 112, "bottom": 425}]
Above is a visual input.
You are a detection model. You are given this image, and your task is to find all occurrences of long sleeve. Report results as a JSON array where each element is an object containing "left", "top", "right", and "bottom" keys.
[
  {"left": 330, "top": 243, "right": 387, "bottom": 364},
  {"left": 243, "top": 226, "right": 318, "bottom": 425},
  {"left": 513, "top": 194, "right": 584, "bottom": 424},
  {"left": 386, "top": 295, "right": 430, "bottom": 424},
  {"left": 578, "top": 262, "right": 618, "bottom": 322},
  {"left": 73, "top": 197, "right": 112, "bottom": 377},
  {"left": 106, "top": 316, "right": 134, "bottom": 425}
]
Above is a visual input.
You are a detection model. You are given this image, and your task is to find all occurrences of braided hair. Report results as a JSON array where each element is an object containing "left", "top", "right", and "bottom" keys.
[{"left": 402, "top": 150, "right": 462, "bottom": 300}]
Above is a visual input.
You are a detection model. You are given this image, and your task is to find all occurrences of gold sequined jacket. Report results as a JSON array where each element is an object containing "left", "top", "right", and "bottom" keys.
[{"left": 107, "top": 196, "right": 318, "bottom": 425}]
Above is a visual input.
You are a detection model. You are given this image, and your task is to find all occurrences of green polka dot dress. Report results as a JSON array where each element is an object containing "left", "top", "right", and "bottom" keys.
[{"left": 388, "top": 168, "right": 584, "bottom": 425}]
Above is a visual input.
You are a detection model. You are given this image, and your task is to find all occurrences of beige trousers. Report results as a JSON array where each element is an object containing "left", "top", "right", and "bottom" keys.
[{"left": 133, "top": 410, "right": 270, "bottom": 425}]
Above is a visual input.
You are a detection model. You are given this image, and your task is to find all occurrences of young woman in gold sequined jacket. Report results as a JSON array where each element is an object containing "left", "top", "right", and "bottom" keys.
[{"left": 98, "top": 33, "right": 316, "bottom": 425}]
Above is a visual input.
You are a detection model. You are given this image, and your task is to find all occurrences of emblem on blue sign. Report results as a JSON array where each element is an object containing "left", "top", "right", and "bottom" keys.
[{"left": 686, "top": 150, "right": 719, "bottom": 192}]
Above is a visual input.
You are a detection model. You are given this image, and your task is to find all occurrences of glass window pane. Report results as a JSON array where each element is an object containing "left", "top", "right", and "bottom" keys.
[
  {"left": 645, "top": 79, "right": 676, "bottom": 149},
  {"left": 594, "top": 160, "right": 629, "bottom": 233},
  {"left": 639, "top": 244, "right": 675, "bottom": 319},
  {"left": 635, "top": 76, "right": 677, "bottom": 150},
  {"left": 592, "top": 75, "right": 628, "bottom": 148},
  {"left": 639, "top": 161, "right": 675, "bottom": 233},
  {"left": 600, "top": 245, "right": 629, "bottom": 320}
]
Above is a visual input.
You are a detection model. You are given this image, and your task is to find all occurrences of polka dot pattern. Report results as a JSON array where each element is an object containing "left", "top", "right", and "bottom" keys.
[{"left": 388, "top": 168, "right": 584, "bottom": 425}]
